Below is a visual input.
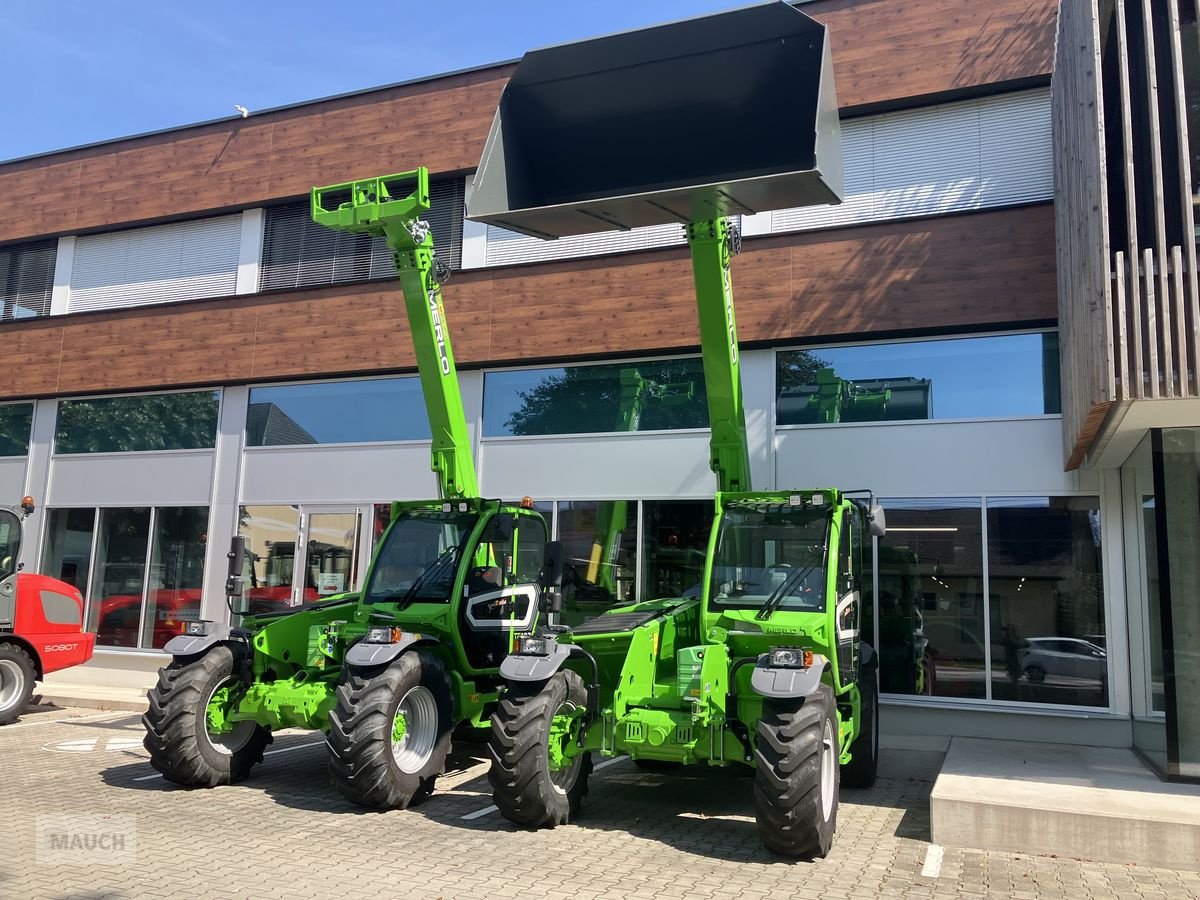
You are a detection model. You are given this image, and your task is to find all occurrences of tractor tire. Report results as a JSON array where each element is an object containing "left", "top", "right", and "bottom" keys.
[
  {"left": 841, "top": 673, "right": 879, "bottom": 789},
  {"left": 142, "top": 645, "right": 271, "bottom": 786},
  {"left": 489, "top": 669, "right": 592, "bottom": 827},
  {"left": 754, "top": 684, "right": 839, "bottom": 859},
  {"left": 1024, "top": 664, "right": 1046, "bottom": 684},
  {"left": 327, "top": 650, "right": 453, "bottom": 809},
  {"left": 0, "top": 642, "right": 36, "bottom": 726}
]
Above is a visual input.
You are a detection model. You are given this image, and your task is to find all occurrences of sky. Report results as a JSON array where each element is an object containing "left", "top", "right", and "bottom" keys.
[{"left": 1, "top": 0, "right": 740, "bottom": 163}]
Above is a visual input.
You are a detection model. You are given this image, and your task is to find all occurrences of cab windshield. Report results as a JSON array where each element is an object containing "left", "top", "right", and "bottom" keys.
[
  {"left": 364, "top": 510, "right": 477, "bottom": 604},
  {"left": 708, "top": 504, "right": 830, "bottom": 612}
]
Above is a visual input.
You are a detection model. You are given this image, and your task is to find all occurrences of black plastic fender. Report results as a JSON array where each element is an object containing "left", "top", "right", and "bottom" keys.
[
  {"left": 344, "top": 633, "right": 435, "bottom": 667},
  {"left": 750, "top": 653, "right": 829, "bottom": 699},
  {"left": 499, "top": 639, "right": 571, "bottom": 683},
  {"left": 163, "top": 624, "right": 247, "bottom": 658}
]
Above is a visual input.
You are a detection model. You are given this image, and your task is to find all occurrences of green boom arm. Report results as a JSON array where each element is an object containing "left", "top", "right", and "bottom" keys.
[
  {"left": 686, "top": 218, "right": 752, "bottom": 495},
  {"left": 311, "top": 169, "right": 479, "bottom": 499}
]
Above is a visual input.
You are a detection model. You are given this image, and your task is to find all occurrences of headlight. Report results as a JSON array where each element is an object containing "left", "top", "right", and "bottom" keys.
[
  {"left": 518, "top": 636, "right": 550, "bottom": 656},
  {"left": 184, "top": 621, "right": 211, "bottom": 637},
  {"left": 366, "top": 626, "right": 401, "bottom": 644},
  {"left": 768, "top": 647, "right": 813, "bottom": 669}
]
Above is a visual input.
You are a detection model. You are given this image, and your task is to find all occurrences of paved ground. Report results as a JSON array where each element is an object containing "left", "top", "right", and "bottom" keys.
[{"left": 2, "top": 704, "right": 1198, "bottom": 900}]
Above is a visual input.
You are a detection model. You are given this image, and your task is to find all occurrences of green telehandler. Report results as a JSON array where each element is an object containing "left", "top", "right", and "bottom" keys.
[
  {"left": 143, "top": 168, "right": 560, "bottom": 809},
  {"left": 467, "top": 2, "right": 885, "bottom": 857}
]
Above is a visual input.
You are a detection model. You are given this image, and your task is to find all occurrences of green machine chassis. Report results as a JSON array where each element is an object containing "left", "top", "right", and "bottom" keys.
[{"left": 143, "top": 169, "right": 552, "bottom": 808}]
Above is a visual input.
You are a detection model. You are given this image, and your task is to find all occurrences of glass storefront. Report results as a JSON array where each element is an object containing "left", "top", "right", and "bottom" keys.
[
  {"left": 1125, "top": 429, "right": 1200, "bottom": 782},
  {"left": 247, "top": 378, "right": 430, "bottom": 446},
  {"left": 56, "top": 391, "right": 220, "bottom": 453}
]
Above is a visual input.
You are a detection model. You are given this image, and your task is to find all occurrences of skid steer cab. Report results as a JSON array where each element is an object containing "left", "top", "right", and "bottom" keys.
[
  {"left": 0, "top": 497, "right": 95, "bottom": 725},
  {"left": 143, "top": 497, "right": 562, "bottom": 809},
  {"left": 489, "top": 489, "right": 886, "bottom": 859}
]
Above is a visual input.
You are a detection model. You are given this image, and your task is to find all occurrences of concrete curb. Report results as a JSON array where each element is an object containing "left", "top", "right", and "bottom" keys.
[{"left": 34, "top": 688, "right": 150, "bottom": 714}]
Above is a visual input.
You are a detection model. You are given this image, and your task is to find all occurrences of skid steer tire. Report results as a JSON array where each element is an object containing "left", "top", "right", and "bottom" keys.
[
  {"left": 0, "top": 642, "right": 36, "bottom": 726},
  {"left": 489, "top": 669, "right": 592, "bottom": 827},
  {"left": 754, "top": 684, "right": 839, "bottom": 859},
  {"left": 841, "top": 672, "right": 879, "bottom": 789},
  {"left": 142, "top": 645, "right": 271, "bottom": 786},
  {"left": 327, "top": 650, "right": 453, "bottom": 809}
]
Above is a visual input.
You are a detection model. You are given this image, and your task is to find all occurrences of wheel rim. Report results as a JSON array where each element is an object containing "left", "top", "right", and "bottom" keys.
[
  {"left": 200, "top": 676, "right": 255, "bottom": 755},
  {"left": 391, "top": 685, "right": 438, "bottom": 774},
  {"left": 0, "top": 658, "right": 24, "bottom": 713},
  {"left": 548, "top": 701, "right": 583, "bottom": 795},
  {"left": 819, "top": 718, "right": 836, "bottom": 821}
]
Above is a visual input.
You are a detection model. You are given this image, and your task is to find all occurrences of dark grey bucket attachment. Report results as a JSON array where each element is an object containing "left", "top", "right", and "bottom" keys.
[{"left": 468, "top": 1, "right": 842, "bottom": 239}]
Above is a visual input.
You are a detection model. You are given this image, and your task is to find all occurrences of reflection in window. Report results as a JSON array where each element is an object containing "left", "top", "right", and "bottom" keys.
[
  {"left": 484, "top": 358, "right": 708, "bottom": 437},
  {"left": 144, "top": 508, "right": 210, "bottom": 649},
  {"left": 42, "top": 509, "right": 96, "bottom": 593},
  {"left": 56, "top": 391, "right": 220, "bottom": 453},
  {"left": 776, "top": 332, "right": 1061, "bottom": 425},
  {"left": 641, "top": 500, "right": 713, "bottom": 601},
  {"left": 0, "top": 403, "right": 32, "bottom": 456},
  {"left": 89, "top": 508, "right": 151, "bottom": 648},
  {"left": 247, "top": 378, "right": 430, "bottom": 446},
  {"left": 239, "top": 506, "right": 302, "bottom": 612},
  {"left": 558, "top": 501, "right": 638, "bottom": 624},
  {"left": 987, "top": 497, "right": 1106, "bottom": 707},
  {"left": 877, "top": 499, "right": 985, "bottom": 700}
]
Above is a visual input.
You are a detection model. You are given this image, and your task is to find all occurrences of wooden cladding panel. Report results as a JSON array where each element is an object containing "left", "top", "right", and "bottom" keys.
[
  {"left": 0, "top": 0, "right": 1057, "bottom": 245},
  {"left": 0, "top": 206, "right": 1056, "bottom": 401}
]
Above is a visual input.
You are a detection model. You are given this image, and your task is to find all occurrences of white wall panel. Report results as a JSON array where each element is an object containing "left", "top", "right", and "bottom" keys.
[
  {"left": 0, "top": 458, "right": 27, "bottom": 505},
  {"left": 775, "top": 417, "right": 1090, "bottom": 498},
  {"left": 484, "top": 221, "right": 686, "bottom": 267},
  {"left": 69, "top": 215, "right": 241, "bottom": 312},
  {"left": 240, "top": 444, "right": 439, "bottom": 504},
  {"left": 480, "top": 432, "right": 716, "bottom": 500},
  {"left": 48, "top": 451, "right": 216, "bottom": 506}
]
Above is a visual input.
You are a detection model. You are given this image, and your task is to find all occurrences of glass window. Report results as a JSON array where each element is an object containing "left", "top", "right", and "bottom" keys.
[
  {"left": 144, "top": 507, "right": 209, "bottom": 649},
  {"left": 776, "top": 332, "right": 1061, "bottom": 425},
  {"left": 42, "top": 508, "right": 96, "bottom": 592},
  {"left": 986, "top": 496, "right": 1106, "bottom": 707},
  {"left": 514, "top": 514, "right": 549, "bottom": 583},
  {"left": 89, "top": 508, "right": 151, "bottom": 648},
  {"left": 365, "top": 508, "right": 477, "bottom": 605},
  {"left": 246, "top": 378, "right": 430, "bottom": 446},
  {"left": 0, "top": 239, "right": 55, "bottom": 321},
  {"left": 483, "top": 358, "right": 708, "bottom": 437},
  {"left": 259, "top": 177, "right": 465, "bottom": 292},
  {"left": 877, "top": 499, "right": 985, "bottom": 700},
  {"left": 306, "top": 512, "right": 360, "bottom": 598},
  {"left": 558, "top": 501, "right": 638, "bottom": 623},
  {"left": 56, "top": 391, "right": 220, "bottom": 454},
  {"left": 239, "top": 505, "right": 301, "bottom": 613},
  {"left": 641, "top": 500, "right": 713, "bottom": 601},
  {"left": 0, "top": 403, "right": 33, "bottom": 456}
]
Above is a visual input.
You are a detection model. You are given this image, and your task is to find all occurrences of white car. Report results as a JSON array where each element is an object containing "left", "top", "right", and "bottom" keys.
[{"left": 1019, "top": 637, "right": 1106, "bottom": 683}]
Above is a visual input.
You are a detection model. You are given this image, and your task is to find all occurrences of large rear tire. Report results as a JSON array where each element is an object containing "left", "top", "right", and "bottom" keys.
[
  {"left": 489, "top": 670, "right": 592, "bottom": 827},
  {"left": 327, "top": 650, "right": 453, "bottom": 809},
  {"left": 142, "top": 645, "right": 271, "bottom": 786},
  {"left": 754, "top": 684, "right": 839, "bottom": 858},
  {"left": 841, "top": 672, "right": 879, "bottom": 789},
  {"left": 0, "top": 642, "right": 36, "bottom": 726}
]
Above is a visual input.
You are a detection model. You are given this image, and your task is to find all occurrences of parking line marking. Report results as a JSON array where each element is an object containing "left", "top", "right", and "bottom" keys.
[
  {"left": 3, "top": 710, "right": 134, "bottom": 730},
  {"left": 921, "top": 844, "right": 944, "bottom": 878},
  {"left": 132, "top": 740, "right": 324, "bottom": 781},
  {"left": 594, "top": 755, "right": 627, "bottom": 771}
]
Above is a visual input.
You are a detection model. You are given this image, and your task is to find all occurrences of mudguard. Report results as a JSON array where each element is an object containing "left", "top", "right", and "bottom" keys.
[
  {"left": 500, "top": 640, "right": 571, "bottom": 683},
  {"left": 750, "top": 653, "right": 829, "bottom": 699},
  {"left": 163, "top": 624, "right": 245, "bottom": 658},
  {"left": 345, "top": 633, "right": 433, "bottom": 667}
]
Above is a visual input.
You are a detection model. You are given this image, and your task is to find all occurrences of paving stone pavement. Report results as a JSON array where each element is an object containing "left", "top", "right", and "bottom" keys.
[{"left": 2, "top": 705, "right": 1198, "bottom": 900}]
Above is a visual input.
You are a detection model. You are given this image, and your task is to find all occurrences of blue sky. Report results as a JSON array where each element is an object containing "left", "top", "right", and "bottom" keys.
[{"left": 2, "top": 0, "right": 738, "bottom": 162}]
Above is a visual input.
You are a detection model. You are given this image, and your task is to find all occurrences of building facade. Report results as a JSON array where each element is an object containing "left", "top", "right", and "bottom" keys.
[{"left": 4, "top": 0, "right": 1176, "bottom": 756}]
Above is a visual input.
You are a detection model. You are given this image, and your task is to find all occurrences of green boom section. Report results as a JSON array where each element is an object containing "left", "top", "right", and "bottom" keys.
[{"left": 311, "top": 169, "right": 478, "bottom": 499}]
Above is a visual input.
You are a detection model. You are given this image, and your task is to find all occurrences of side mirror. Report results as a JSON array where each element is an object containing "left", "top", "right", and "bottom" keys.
[
  {"left": 868, "top": 504, "right": 886, "bottom": 538},
  {"left": 540, "top": 540, "right": 565, "bottom": 589},
  {"left": 226, "top": 535, "right": 247, "bottom": 615}
]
